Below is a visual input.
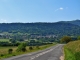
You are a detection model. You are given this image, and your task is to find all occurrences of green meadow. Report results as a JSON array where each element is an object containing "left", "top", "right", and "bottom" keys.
[{"left": 0, "top": 39, "right": 9, "bottom": 42}]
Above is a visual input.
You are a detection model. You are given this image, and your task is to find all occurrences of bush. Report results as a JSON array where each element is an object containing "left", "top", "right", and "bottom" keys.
[
  {"left": 36, "top": 46, "right": 40, "bottom": 49},
  {"left": 8, "top": 48, "right": 13, "bottom": 54},
  {"left": 29, "top": 46, "right": 33, "bottom": 50},
  {"left": 16, "top": 43, "right": 26, "bottom": 52},
  {"left": 0, "top": 54, "right": 4, "bottom": 57}
]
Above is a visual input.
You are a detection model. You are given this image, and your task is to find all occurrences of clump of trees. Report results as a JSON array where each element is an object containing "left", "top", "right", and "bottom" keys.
[
  {"left": 60, "top": 36, "right": 72, "bottom": 43},
  {"left": 16, "top": 43, "right": 26, "bottom": 52},
  {"left": 9, "top": 39, "right": 16, "bottom": 43}
]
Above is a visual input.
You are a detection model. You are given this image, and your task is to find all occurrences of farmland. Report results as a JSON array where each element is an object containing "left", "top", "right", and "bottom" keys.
[{"left": 0, "top": 39, "right": 9, "bottom": 42}]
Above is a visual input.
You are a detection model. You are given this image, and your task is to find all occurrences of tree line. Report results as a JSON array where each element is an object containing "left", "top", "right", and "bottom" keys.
[{"left": 0, "top": 22, "right": 80, "bottom": 37}]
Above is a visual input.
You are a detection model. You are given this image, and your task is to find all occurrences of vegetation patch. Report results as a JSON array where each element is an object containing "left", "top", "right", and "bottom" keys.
[
  {"left": 0, "top": 43, "right": 56, "bottom": 59},
  {"left": 64, "top": 40, "right": 80, "bottom": 60},
  {"left": 64, "top": 48, "right": 75, "bottom": 60},
  {"left": 0, "top": 39, "right": 9, "bottom": 42}
]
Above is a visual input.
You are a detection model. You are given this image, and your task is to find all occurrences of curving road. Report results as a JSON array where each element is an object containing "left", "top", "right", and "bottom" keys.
[{"left": 4, "top": 44, "right": 64, "bottom": 60}]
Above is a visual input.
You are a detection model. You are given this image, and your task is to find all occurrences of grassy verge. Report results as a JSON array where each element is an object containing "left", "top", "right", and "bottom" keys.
[
  {"left": 64, "top": 48, "right": 75, "bottom": 60},
  {"left": 0, "top": 43, "right": 56, "bottom": 59},
  {"left": 64, "top": 40, "right": 80, "bottom": 60}
]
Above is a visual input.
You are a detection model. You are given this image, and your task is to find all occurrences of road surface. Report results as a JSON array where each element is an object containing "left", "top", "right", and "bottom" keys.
[{"left": 3, "top": 44, "right": 64, "bottom": 60}]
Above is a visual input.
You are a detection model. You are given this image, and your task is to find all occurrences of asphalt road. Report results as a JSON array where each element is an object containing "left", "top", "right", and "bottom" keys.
[{"left": 3, "top": 44, "right": 64, "bottom": 60}]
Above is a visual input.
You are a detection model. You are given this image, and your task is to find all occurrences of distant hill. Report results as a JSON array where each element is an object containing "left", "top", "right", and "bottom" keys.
[
  {"left": 67, "top": 20, "right": 80, "bottom": 26},
  {"left": 0, "top": 22, "right": 80, "bottom": 37},
  {"left": 59, "top": 19, "right": 80, "bottom": 26}
]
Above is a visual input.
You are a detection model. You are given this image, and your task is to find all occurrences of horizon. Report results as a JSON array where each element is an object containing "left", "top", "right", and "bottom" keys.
[
  {"left": 0, "top": 19, "right": 79, "bottom": 23},
  {"left": 0, "top": 0, "right": 80, "bottom": 23}
]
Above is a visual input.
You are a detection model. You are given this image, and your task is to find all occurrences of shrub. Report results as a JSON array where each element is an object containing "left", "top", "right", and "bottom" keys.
[
  {"left": 29, "top": 46, "right": 33, "bottom": 50},
  {"left": 36, "top": 46, "right": 40, "bottom": 49},
  {"left": 8, "top": 48, "right": 13, "bottom": 54},
  {"left": 16, "top": 43, "right": 26, "bottom": 52},
  {"left": 12, "top": 54, "right": 16, "bottom": 56},
  {"left": 0, "top": 54, "right": 4, "bottom": 57}
]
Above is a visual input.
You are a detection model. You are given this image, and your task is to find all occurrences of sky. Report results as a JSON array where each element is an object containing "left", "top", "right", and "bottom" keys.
[{"left": 0, "top": 0, "right": 80, "bottom": 23}]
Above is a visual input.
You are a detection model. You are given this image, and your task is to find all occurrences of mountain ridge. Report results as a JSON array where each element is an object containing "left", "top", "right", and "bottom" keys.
[
  {"left": 0, "top": 21, "right": 80, "bottom": 37},
  {"left": 58, "top": 19, "right": 80, "bottom": 26}
]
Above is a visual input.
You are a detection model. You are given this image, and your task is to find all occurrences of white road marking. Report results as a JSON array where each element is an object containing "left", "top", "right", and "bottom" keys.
[
  {"left": 30, "top": 45, "right": 60, "bottom": 60},
  {"left": 30, "top": 48, "right": 56, "bottom": 60},
  {"left": 31, "top": 56, "right": 36, "bottom": 60},
  {"left": 27, "top": 54, "right": 32, "bottom": 55}
]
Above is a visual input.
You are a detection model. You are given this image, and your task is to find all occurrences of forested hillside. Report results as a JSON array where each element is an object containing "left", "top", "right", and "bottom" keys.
[
  {"left": 0, "top": 22, "right": 80, "bottom": 37},
  {"left": 59, "top": 19, "right": 80, "bottom": 26}
]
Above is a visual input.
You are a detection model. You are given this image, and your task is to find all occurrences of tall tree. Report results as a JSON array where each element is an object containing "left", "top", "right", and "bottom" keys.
[{"left": 61, "top": 36, "right": 72, "bottom": 43}]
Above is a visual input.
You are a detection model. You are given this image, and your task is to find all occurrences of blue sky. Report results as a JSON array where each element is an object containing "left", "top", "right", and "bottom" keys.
[{"left": 0, "top": 0, "right": 80, "bottom": 23}]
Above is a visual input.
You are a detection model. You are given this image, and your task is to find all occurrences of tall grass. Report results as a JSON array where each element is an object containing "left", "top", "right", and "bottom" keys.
[
  {"left": 64, "top": 40, "right": 80, "bottom": 60},
  {"left": 64, "top": 48, "right": 75, "bottom": 60}
]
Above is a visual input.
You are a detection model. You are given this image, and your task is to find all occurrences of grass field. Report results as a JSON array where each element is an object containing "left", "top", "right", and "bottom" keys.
[
  {"left": 0, "top": 39, "right": 9, "bottom": 42},
  {"left": 64, "top": 40, "right": 80, "bottom": 60},
  {"left": 0, "top": 46, "right": 17, "bottom": 55},
  {"left": 0, "top": 43, "right": 56, "bottom": 59}
]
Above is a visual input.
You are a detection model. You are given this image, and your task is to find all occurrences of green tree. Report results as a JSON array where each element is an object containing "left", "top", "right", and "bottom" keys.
[
  {"left": 16, "top": 43, "right": 26, "bottom": 52},
  {"left": 61, "top": 36, "right": 72, "bottom": 43},
  {"left": 18, "top": 39, "right": 24, "bottom": 42},
  {"left": 9, "top": 38, "right": 16, "bottom": 43}
]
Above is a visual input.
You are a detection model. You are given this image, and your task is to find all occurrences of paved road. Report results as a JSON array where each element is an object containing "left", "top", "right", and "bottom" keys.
[{"left": 4, "top": 44, "right": 64, "bottom": 60}]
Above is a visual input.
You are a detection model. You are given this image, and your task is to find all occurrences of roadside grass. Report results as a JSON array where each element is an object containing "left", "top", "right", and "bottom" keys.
[
  {"left": 0, "top": 39, "right": 9, "bottom": 42},
  {"left": 0, "top": 43, "right": 56, "bottom": 59},
  {"left": 64, "top": 48, "right": 75, "bottom": 60},
  {"left": 64, "top": 40, "right": 80, "bottom": 60}
]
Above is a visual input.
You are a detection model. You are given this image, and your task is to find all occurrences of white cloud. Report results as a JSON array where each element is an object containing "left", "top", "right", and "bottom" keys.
[
  {"left": 59, "top": 7, "right": 63, "bottom": 10},
  {"left": 0, "top": 19, "right": 7, "bottom": 23},
  {"left": 55, "top": 7, "right": 64, "bottom": 12}
]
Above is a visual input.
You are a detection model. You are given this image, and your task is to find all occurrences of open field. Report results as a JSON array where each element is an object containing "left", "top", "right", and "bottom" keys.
[
  {"left": 0, "top": 46, "right": 17, "bottom": 55},
  {"left": 64, "top": 40, "right": 80, "bottom": 60},
  {"left": 0, "top": 39, "right": 9, "bottom": 42},
  {"left": 0, "top": 43, "right": 56, "bottom": 59}
]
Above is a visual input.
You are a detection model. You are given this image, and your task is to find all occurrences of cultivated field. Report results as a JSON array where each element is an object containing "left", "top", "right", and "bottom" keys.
[{"left": 0, "top": 39, "right": 9, "bottom": 42}]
